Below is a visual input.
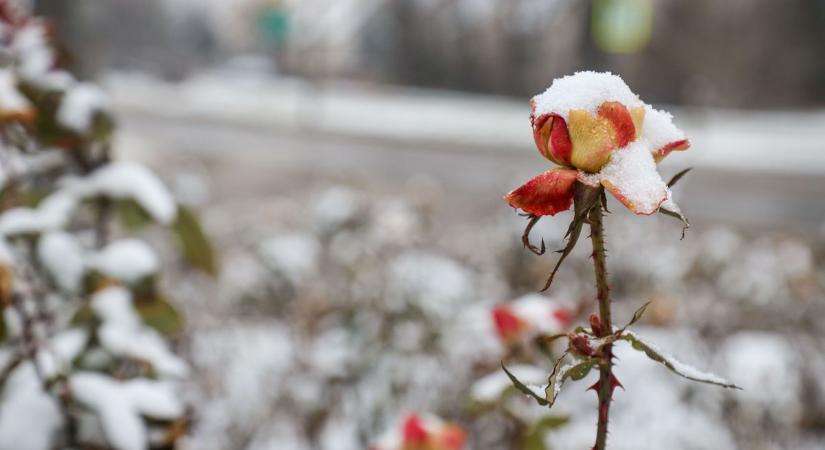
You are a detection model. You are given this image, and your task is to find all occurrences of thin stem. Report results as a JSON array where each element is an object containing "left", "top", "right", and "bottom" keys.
[{"left": 590, "top": 192, "right": 613, "bottom": 450}]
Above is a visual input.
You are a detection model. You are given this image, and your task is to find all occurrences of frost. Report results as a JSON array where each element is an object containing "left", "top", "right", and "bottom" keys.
[
  {"left": 642, "top": 105, "right": 686, "bottom": 152},
  {"left": 258, "top": 232, "right": 321, "bottom": 285},
  {"left": 471, "top": 364, "right": 546, "bottom": 403},
  {"left": 89, "top": 239, "right": 159, "bottom": 284},
  {"left": 71, "top": 162, "right": 177, "bottom": 224},
  {"left": 91, "top": 287, "right": 188, "bottom": 378},
  {"left": 580, "top": 140, "right": 668, "bottom": 214},
  {"left": 37, "top": 231, "right": 86, "bottom": 291},
  {"left": 531, "top": 71, "right": 643, "bottom": 121},
  {"left": 56, "top": 83, "right": 109, "bottom": 134}
]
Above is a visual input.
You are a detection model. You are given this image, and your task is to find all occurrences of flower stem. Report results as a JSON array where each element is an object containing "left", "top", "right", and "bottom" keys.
[{"left": 590, "top": 192, "right": 613, "bottom": 450}]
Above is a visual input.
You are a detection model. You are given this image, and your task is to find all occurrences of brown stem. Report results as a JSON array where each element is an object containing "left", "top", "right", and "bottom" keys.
[{"left": 590, "top": 192, "right": 613, "bottom": 450}]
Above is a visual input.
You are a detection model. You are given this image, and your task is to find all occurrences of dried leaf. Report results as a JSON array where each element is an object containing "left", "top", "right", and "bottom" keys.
[
  {"left": 667, "top": 167, "right": 692, "bottom": 187},
  {"left": 622, "top": 301, "right": 651, "bottom": 330}
]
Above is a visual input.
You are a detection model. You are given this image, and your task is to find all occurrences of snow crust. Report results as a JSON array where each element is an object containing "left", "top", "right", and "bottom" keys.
[{"left": 531, "top": 71, "right": 643, "bottom": 121}]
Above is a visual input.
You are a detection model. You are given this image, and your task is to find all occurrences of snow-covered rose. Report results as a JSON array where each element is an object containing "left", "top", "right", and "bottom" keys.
[{"left": 505, "top": 71, "right": 689, "bottom": 215}]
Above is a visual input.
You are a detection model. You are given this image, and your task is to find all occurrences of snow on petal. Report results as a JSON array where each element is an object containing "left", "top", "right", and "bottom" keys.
[
  {"left": 531, "top": 71, "right": 643, "bottom": 123},
  {"left": 504, "top": 168, "right": 577, "bottom": 216},
  {"left": 641, "top": 105, "right": 689, "bottom": 161},
  {"left": 73, "top": 162, "right": 177, "bottom": 225},
  {"left": 70, "top": 372, "right": 148, "bottom": 450},
  {"left": 56, "top": 82, "right": 109, "bottom": 133},
  {"left": 90, "top": 239, "right": 159, "bottom": 284},
  {"left": 582, "top": 140, "right": 668, "bottom": 215},
  {"left": 37, "top": 230, "right": 86, "bottom": 291}
]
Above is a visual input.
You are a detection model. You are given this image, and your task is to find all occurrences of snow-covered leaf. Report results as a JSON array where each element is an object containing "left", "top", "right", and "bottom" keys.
[
  {"left": 545, "top": 358, "right": 598, "bottom": 407},
  {"left": 89, "top": 239, "right": 159, "bottom": 285},
  {"left": 37, "top": 230, "right": 86, "bottom": 292},
  {"left": 620, "top": 330, "right": 740, "bottom": 389},
  {"left": 501, "top": 363, "right": 548, "bottom": 406}
]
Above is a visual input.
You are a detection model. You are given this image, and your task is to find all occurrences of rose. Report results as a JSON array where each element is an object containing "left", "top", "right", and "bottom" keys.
[{"left": 505, "top": 71, "right": 689, "bottom": 216}]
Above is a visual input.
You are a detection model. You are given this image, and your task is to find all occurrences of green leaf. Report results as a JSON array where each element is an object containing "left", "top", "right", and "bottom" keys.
[
  {"left": 116, "top": 199, "right": 154, "bottom": 230},
  {"left": 521, "top": 415, "right": 570, "bottom": 450},
  {"left": 622, "top": 301, "right": 651, "bottom": 330},
  {"left": 545, "top": 357, "right": 598, "bottom": 407},
  {"left": 620, "top": 331, "right": 740, "bottom": 389},
  {"left": 502, "top": 362, "right": 548, "bottom": 406},
  {"left": 172, "top": 205, "right": 218, "bottom": 275},
  {"left": 135, "top": 295, "right": 184, "bottom": 336}
]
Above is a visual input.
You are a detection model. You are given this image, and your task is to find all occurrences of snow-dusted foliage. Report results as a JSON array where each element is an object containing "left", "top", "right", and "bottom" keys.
[{"left": 0, "top": 4, "right": 212, "bottom": 449}]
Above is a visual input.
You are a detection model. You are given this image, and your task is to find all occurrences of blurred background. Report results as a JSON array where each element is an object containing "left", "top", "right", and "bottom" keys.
[{"left": 30, "top": 0, "right": 825, "bottom": 449}]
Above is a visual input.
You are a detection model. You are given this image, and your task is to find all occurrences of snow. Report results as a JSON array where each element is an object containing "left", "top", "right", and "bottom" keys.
[
  {"left": 510, "top": 293, "right": 568, "bottom": 335},
  {"left": 71, "top": 161, "right": 177, "bottom": 225},
  {"left": 531, "top": 71, "right": 643, "bottom": 122},
  {"left": 312, "top": 187, "right": 362, "bottom": 233},
  {"left": 90, "top": 239, "right": 159, "bottom": 284},
  {"left": 36, "top": 328, "right": 90, "bottom": 379},
  {"left": 642, "top": 105, "right": 686, "bottom": 151},
  {"left": 0, "top": 363, "right": 63, "bottom": 450},
  {"left": 258, "top": 232, "right": 321, "bottom": 285},
  {"left": 386, "top": 252, "right": 474, "bottom": 320},
  {"left": 70, "top": 372, "right": 148, "bottom": 450},
  {"left": 11, "top": 23, "right": 55, "bottom": 80},
  {"left": 0, "top": 69, "right": 32, "bottom": 114},
  {"left": 580, "top": 140, "right": 668, "bottom": 214},
  {"left": 37, "top": 231, "right": 86, "bottom": 292},
  {"left": 91, "top": 287, "right": 189, "bottom": 378},
  {"left": 0, "top": 190, "right": 78, "bottom": 236},
  {"left": 56, "top": 83, "right": 109, "bottom": 134},
  {"left": 717, "top": 332, "right": 800, "bottom": 424},
  {"left": 471, "top": 364, "right": 547, "bottom": 403},
  {"left": 0, "top": 238, "right": 13, "bottom": 265},
  {"left": 122, "top": 379, "right": 185, "bottom": 419}
]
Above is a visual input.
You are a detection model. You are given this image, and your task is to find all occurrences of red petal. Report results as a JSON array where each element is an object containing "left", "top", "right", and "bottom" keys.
[
  {"left": 653, "top": 138, "right": 690, "bottom": 162},
  {"left": 492, "top": 305, "right": 526, "bottom": 344},
  {"left": 598, "top": 101, "right": 636, "bottom": 148},
  {"left": 552, "top": 308, "right": 573, "bottom": 327},
  {"left": 532, "top": 114, "right": 573, "bottom": 166},
  {"left": 402, "top": 414, "right": 429, "bottom": 446},
  {"left": 504, "top": 169, "right": 577, "bottom": 216},
  {"left": 436, "top": 425, "right": 466, "bottom": 450}
]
